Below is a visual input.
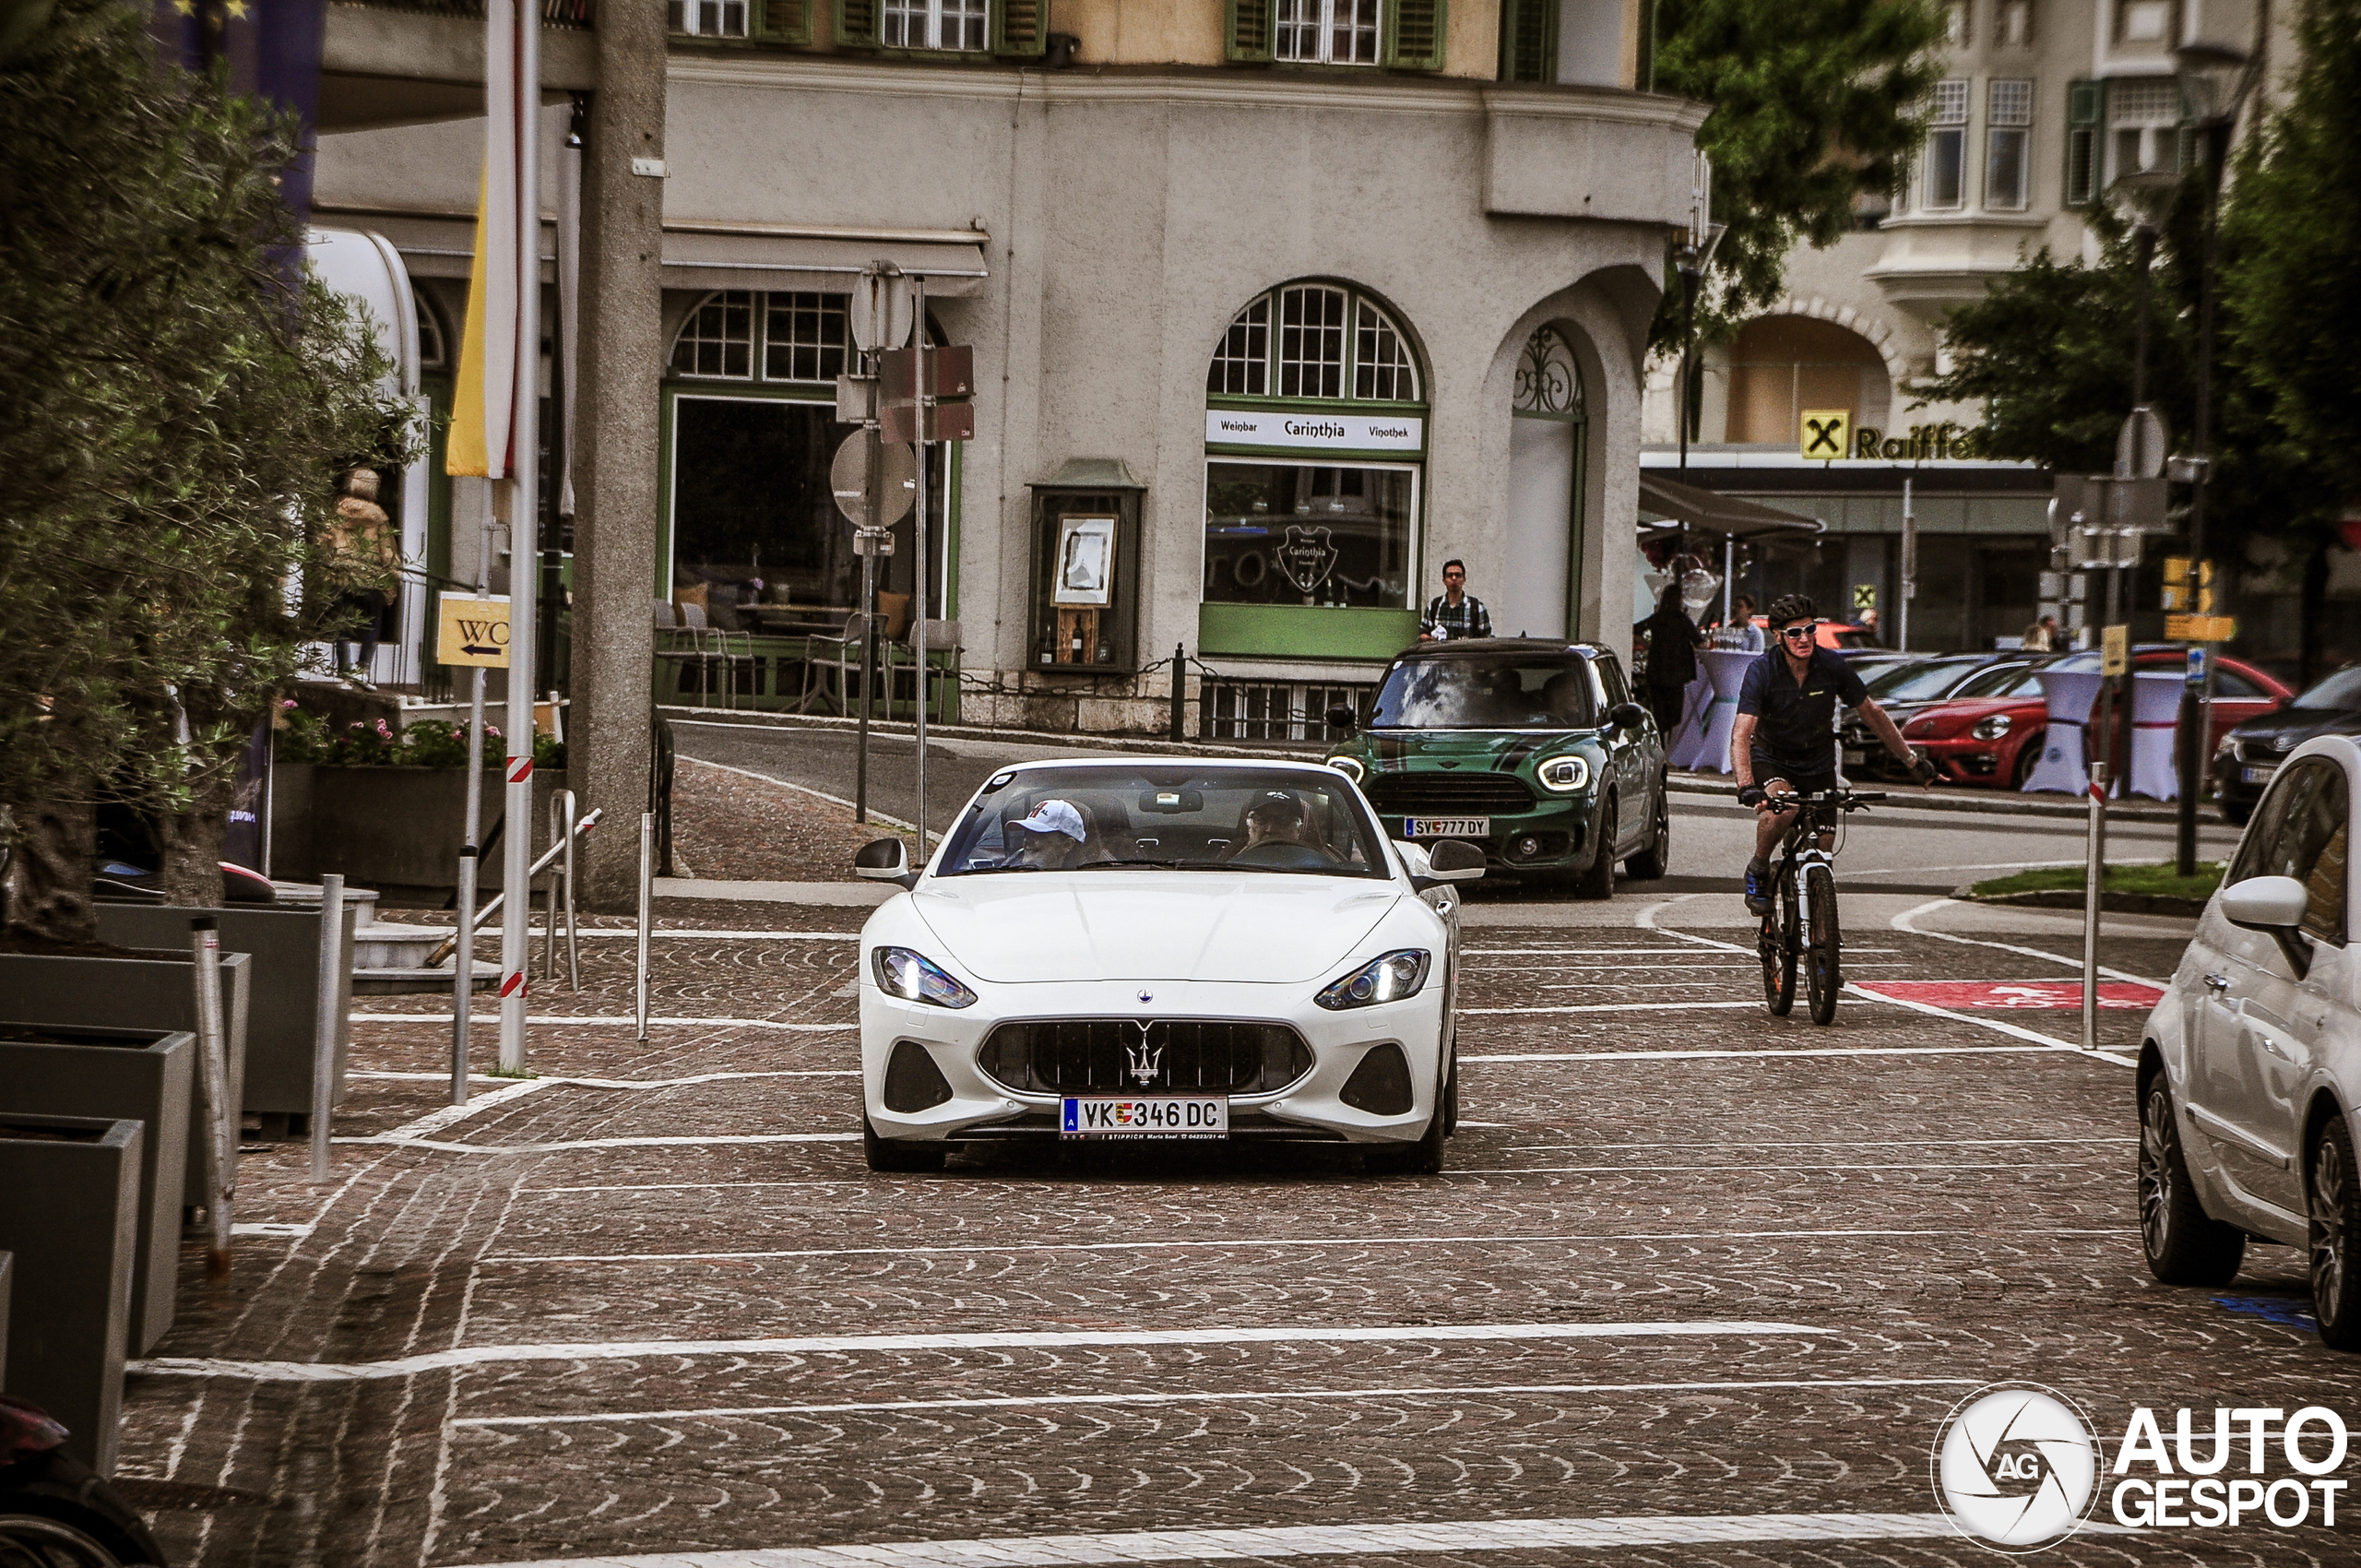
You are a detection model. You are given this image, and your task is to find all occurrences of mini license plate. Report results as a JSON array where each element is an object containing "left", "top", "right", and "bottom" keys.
[
  {"left": 2243, "top": 764, "right": 2278, "bottom": 784},
  {"left": 1061, "top": 1096, "right": 1229, "bottom": 1140},
  {"left": 1842, "top": 748, "right": 1868, "bottom": 767},
  {"left": 1404, "top": 816, "right": 1489, "bottom": 838}
]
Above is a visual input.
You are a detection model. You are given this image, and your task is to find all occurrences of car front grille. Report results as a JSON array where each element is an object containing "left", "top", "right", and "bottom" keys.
[
  {"left": 979, "top": 1019, "right": 1313, "bottom": 1095},
  {"left": 1361, "top": 771, "right": 1537, "bottom": 816}
]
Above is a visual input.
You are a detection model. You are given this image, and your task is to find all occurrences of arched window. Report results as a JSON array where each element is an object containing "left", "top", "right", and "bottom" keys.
[
  {"left": 669, "top": 290, "right": 852, "bottom": 385},
  {"left": 1502, "top": 326, "right": 1588, "bottom": 640},
  {"left": 1513, "top": 326, "right": 1583, "bottom": 419},
  {"left": 1207, "top": 282, "right": 1420, "bottom": 404}
]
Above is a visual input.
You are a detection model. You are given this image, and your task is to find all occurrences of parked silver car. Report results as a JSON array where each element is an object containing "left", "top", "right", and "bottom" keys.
[{"left": 2137, "top": 735, "right": 2360, "bottom": 1347}]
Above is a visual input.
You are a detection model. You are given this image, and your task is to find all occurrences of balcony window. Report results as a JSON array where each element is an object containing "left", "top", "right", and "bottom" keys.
[
  {"left": 667, "top": 0, "right": 747, "bottom": 35},
  {"left": 2109, "top": 77, "right": 2182, "bottom": 181},
  {"left": 1275, "top": 0, "right": 1379, "bottom": 65},
  {"left": 1921, "top": 78, "right": 1971, "bottom": 210},
  {"left": 884, "top": 0, "right": 987, "bottom": 51},
  {"left": 1986, "top": 78, "right": 2033, "bottom": 210}
]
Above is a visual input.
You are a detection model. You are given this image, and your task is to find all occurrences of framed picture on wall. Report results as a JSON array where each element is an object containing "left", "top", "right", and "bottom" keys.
[{"left": 1052, "top": 515, "right": 1118, "bottom": 608}]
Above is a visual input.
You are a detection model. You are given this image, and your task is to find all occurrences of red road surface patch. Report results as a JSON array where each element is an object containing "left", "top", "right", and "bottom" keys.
[{"left": 1857, "top": 980, "right": 2165, "bottom": 1011}]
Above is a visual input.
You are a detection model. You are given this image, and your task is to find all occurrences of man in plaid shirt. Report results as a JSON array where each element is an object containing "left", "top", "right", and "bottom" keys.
[{"left": 1419, "top": 559, "right": 1492, "bottom": 641}]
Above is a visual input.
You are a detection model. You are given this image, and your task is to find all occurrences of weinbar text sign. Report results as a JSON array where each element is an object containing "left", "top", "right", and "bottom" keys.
[
  {"left": 438, "top": 593, "right": 512, "bottom": 668},
  {"left": 1205, "top": 410, "right": 1424, "bottom": 453}
]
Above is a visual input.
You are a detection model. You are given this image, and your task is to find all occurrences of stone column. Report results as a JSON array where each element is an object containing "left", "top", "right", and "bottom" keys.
[{"left": 569, "top": 0, "right": 666, "bottom": 910}]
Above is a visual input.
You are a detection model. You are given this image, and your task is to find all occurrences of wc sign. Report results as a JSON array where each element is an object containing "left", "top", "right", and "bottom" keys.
[{"left": 437, "top": 593, "right": 512, "bottom": 668}]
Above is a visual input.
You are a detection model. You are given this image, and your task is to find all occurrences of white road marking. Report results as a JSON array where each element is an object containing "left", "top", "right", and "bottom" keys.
[
  {"left": 352, "top": 1015, "right": 854, "bottom": 1031},
  {"left": 1458, "top": 1000, "right": 1762, "bottom": 1016},
  {"left": 1464, "top": 945, "right": 1900, "bottom": 956},
  {"left": 361, "top": 928, "right": 861, "bottom": 940},
  {"left": 130, "top": 1318, "right": 1833, "bottom": 1383},
  {"left": 677, "top": 751, "right": 943, "bottom": 843},
  {"left": 1464, "top": 1043, "right": 2092, "bottom": 1062},
  {"left": 1505, "top": 1136, "right": 2133, "bottom": 1150},
  {"left": 350, "top": 1068, "right": 860, "bottom": 1087},
  {"left": 332, "top": 1132, "right": 860, "bottom": 1155},
  {"left": 450, "top": 1376, "right": 1981, "bottom": 1430},
  {"left": 456, "top": 1509, "right": 2118, "bottom": 1567},
  {"left": 380, "top": 1077, "right": 552, "bottom": 1141},
  {"left": 1892, "top": 897, "right": 2168, "bottom": 988},
  {"left": 230, "top": 1222, "right": 315, "bottom": 1239}
]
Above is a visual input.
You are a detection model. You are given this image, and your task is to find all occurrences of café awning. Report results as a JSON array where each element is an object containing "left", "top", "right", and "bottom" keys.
[{"left": 1638, "top": 473, "right": 1823, "bottom": 539}]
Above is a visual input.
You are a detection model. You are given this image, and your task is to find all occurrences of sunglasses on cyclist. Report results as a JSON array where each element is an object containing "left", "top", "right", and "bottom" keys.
[{"left": 1776, "top": 625, "right": 1816, "bottom": 643}]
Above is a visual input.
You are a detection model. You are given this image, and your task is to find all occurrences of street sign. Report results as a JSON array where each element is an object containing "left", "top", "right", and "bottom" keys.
[
  {"left": 848, "top": 268, "right": 914, "bottom": 352},
  {"left": 2166, "top": 613, "right": 2236, "bottom": 643},
  {"left": 836, "top": 373, "right": 874, "bottom": 425},
  {"left": 2116, "top": 405, "right": 2170, "bottom": 480},
  {"left": 2161, "top": 557, "right": 2215, "bottom": 612},
  {"left": 2101, "top": 624, "right": 2129, "bottom": 676},
  {"left": 1798, "top": 409, "right": 1849, "bottom": 461},
  {"left": 829, "top": 431, "right": 918, "bottom": 526},
  {"left": 881, "top": 400, "right": 977, "bottom": 444},
  {"left": 879, "top": 345, "right": 975, "bottom": 401},
  {"left": 436, "top": 592, "right": 511, "bottom": 668}
]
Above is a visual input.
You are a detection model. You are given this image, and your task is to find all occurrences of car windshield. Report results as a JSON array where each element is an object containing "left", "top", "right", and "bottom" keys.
[
  {"left": 2293, "top": 668, "right": 2361, "bottom": 711},
  {"left": 937, "top": 766, "right": 1388, "bottom": 878},
  {"left": 1367, "top": 653, "right": 1596, "bottom": 730},
  {"left": 1868, "top": 659, "right": 1990, "bottom": 702},
  {"left": 1953, "top": 660, "right": 2043, "bottom": 698}
]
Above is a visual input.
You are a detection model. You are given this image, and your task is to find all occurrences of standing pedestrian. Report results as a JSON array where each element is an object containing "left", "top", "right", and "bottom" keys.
[
  {"left": 1724, "top": 594, "right": 1764, "bottom": 653},
  {"left": 328, "top": 468, "right": 397, "bottom": 687},
  {"left": 1634, "top": 585, "right": 1704, "bottom": 739},
  {"left": 1419, "top": 560, "right": 1492, "bottom": 641}
]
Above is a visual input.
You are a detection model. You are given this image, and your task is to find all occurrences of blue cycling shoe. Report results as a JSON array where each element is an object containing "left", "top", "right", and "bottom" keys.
[{"left": 1743, "top": 865, "right": 1773, "bottom": 917}]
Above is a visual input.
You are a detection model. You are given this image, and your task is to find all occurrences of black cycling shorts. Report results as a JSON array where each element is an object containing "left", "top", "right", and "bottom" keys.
[{"left": 1750, "top": 750, "right": 1837, "bottom": 799}]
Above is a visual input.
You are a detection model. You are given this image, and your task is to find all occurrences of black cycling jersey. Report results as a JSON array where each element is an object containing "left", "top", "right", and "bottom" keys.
[{"left": 1736, "top": 646, "right": 1869, "bottom": 777}]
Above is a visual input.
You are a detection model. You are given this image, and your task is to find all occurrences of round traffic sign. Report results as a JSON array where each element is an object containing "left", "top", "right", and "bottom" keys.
[
  {"left": 848, "top": 270, "right": 915, "bottom": 352},
  {"left": 2116, "top": 405, "right": 2169, "bottom": 480},
  {"left": 830, "top": 432, "right": 918, "bottom": 526}
]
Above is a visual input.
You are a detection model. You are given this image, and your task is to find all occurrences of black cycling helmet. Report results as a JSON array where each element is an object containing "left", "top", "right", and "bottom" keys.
[{"left": 1766, "top": 592, "right": 1817, "bottom": 628}]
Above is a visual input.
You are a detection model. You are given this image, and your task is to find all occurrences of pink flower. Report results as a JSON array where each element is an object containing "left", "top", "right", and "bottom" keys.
[
  {"left": 485, "top": 726, "right": 501, "bottom": 738},
  {"left": 281, "top": 698, "right": 298, "bottom": 710}
]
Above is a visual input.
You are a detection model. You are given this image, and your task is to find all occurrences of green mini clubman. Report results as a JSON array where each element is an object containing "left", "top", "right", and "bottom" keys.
[{"left": 1323, "top": 638, "right": 1670, "bottom": 898}]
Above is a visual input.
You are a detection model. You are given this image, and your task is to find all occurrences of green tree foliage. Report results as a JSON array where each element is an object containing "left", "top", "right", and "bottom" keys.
[
  {"left": 1652, "top": 0, "right": 1946, "bottom": 350},
  {"left": 2219, "top": 0, "right": 2361, "bottom": 503},
  {"left": 0, "top": 0, "right": 411, "bottom": 939}
]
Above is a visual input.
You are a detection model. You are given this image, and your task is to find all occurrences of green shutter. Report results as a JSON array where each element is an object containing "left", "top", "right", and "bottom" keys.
[
  {"left": 992, "top": 0, "right": 1046, "bottom": 54},
  {"left": 1227, "top": 0, "right": 1272, "bottom": 63},
  {"left": 1383, "top": 0, "right": 1446, "bottom": 69},
  {"left": 835, "top": 0, "right": 879, "bottom": 48},
  {"left": 758, "top": 0, "right": 811, "bottom": 42},
  {"left": 1497, "top": 0, "right": 1551, "bottom": 81},
  {"left": 2063, "top": 77, "right": 2103, "bottom": 205}
]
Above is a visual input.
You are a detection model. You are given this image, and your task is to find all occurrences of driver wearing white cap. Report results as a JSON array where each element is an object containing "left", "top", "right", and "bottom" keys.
[{"left": 1006, "top": 798, "right": 1089, "bottom": 869}]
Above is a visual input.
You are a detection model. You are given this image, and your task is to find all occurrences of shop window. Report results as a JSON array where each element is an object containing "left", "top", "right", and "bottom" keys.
[
  {"left": 1986, "top": 78, "right": 2033, "bottom": 210},
  {"left": 1354, "top": 301, "right": 1418, "bottom": 402},
  {"left": 412, "top": 286, "right": 446, "bottom": 370},
  {"left": 669, "top": 0, "right": 748, "bottom": 35},
  {"left": 762, "top": 292, "right": 849, "bottom": 383},
  {"left": 1921, "top": 79, "right": 1970, "bottom": 210},
  {"left": 884, "top": 0, "right": 986, "bottom": 50},
  {"left": 1208, "top": 297, "right": 1271, "bottom": 397},
  {"left": 1203, "top": 461, "right": 1418, "bottom": 610},
  {"left": 1275, "top": 0, "right": 1379, "bottom": 65},
  {"left": 1277, "top": 284, "right": 1349, "bottom": 398},
  {"left": 672, "top": 291, "right": 756, "bottom": 379}
]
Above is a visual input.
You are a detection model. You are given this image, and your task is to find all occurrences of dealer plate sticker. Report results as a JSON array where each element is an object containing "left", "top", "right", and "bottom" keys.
[
  {"left": 1061, "top": 1096, "right": 1228, "bottom": 1140},
  {"left": 1404, "top": 816, "right": 1489, "bottom": 838}
]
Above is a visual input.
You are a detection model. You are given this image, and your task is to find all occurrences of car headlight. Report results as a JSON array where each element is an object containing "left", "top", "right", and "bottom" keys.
[
  {"left": 1316, "top": 948, "right": 1431, "bottom": 1010},
  {"left": 1536, "top": 755, "right": 1590, "bottom": 793},
  {"left": 1326, "top": 754, "right": 1365, "bottom": 782},
  {"left": 1970, "top": 714, "right": 2012, "bottom": 741},
  {"left": 872, "top": 946, "right": 978, "bottom": 1008}
]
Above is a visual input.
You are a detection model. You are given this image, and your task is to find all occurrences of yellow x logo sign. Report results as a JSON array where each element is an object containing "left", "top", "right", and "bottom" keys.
[{"left": 1798, "top": 410, "right": 1850, "bottom": 460}]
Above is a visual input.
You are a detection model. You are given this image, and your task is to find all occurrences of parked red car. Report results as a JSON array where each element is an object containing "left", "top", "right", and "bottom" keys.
[{"left": 1901, "top": 648, "right": 2290, "bottom": 789}]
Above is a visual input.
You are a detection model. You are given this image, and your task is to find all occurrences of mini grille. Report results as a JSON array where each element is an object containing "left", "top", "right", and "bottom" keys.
[
  {"left": 979, "top": 1019, "right": 1312, "bottom": 1096},
  {"left": 1361, "top": 772, "right": 1536, "bottom": 816}
]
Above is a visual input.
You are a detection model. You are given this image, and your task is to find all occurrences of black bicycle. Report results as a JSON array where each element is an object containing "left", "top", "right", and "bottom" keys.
[{"left": 1756, "top": 788, "right": 1883, "bottom": 1026}]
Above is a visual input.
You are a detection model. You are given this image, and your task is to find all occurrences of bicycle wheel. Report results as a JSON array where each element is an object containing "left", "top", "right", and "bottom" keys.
[
  {"left": 1761, "top": 865, "right": 1797, "bottom": 1016},
  {"left": 1805, "top": 862, "right": 1841, "bottom": 1025}
]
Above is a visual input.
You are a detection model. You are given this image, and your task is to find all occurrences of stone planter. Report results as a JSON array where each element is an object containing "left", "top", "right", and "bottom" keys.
[
  {"left": 0, "top": 950, "right": 250, "bottom": 1214},
  {"left": 273, "top": 763, "right": 569, "bottom": 895},
  {"left": 0, "top": 1024, "right": 193, "bottom": 1355},
  {"left": 95, "top": 905, "right": 354, "bottom": 1123},
  {"left": 0, "top": 1113, "right": 143, "bottom": 1475}
]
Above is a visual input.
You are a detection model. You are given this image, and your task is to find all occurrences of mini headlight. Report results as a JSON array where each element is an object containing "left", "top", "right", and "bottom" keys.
[
  {"left": 1970, "top": 714, "right": 2012, "bottom": 741},
  {"left": 1537, "top": 755, "right": 1591, "bottom": 793},
  {"left": 872, "top": 946, "right": 978, "bottom": 1008},
  {"left": 1327, "top": 754, "right": 1366, "bottom": 782},
  {"left": 1316, "top": 948, "right": 1431, "bottom": 1010}
]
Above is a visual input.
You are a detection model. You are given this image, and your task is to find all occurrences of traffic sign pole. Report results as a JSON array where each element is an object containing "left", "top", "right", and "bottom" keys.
[{"left": 912, "top": 274, "right": 930, "bottom": 863}]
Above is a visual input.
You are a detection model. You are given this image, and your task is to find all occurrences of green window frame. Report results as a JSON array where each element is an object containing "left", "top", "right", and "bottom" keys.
[
  {"left": 2064, "top": 78, "right": 2105, "bottom": 206},
  {"left": 836, "top": 0, "right": 1043, "bottom": 57},
  {"left": 1226, "top": 0, "right": 1446, "bottom": 70}
]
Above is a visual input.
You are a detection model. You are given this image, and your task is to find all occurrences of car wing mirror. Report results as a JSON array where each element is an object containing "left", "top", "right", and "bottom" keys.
[
  {"left": 855, "top": 836, "right": 919, "bottom": 890},
  {"left": 2219, "top": 873, "right": 2313, "bottom": 977},
  {"left": 1405, "top": 837, "right": 1485, "bottom": 890},
  {"left": 1607, "top": 700, "right": 1648, "bottom": 733},
  {"left": 1324, "top": 703, "right": 1358, "bottom": 734}
]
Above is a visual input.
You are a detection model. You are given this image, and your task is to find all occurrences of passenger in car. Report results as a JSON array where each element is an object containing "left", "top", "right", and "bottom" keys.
[{"left": 1003, "top": 798, "right": 1090, "bottom": 869}]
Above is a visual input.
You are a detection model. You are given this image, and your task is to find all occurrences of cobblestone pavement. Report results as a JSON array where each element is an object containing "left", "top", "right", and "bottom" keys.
[{"left": 113, "top": 777, "right": 2361, "bottom": 1567}]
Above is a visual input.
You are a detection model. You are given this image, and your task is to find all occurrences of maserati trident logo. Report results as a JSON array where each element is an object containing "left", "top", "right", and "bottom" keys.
[{"left": 1125, "top": 1019, "right": 1163, "bottom": 1085}]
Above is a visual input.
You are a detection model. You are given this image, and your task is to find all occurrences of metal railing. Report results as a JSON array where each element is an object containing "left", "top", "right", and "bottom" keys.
[{"left": 333, "top": 0, "right": 593, "bottom": 30}]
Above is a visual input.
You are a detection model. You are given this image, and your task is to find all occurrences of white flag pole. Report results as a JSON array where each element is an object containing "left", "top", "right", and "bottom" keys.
[{"left": 496, "top": 0, "right": 540, "bottom": 1074}]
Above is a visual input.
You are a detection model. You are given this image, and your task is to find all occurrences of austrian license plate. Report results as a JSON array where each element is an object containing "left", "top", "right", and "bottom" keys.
[
  {"left": 1061, "top": 1096, "right": 1229, "bottom": 1140},
  {"left": 1404, "top": 816, "right": 1489, "bottom": 838},
  {"left": 1842, "top": 748, "right": 1867, "bottom": 767},
  {"left": 2243, "top": 764, "right": 2278, "bottom": 784}
]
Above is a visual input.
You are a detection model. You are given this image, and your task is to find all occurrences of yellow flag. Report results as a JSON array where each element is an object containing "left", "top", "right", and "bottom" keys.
[
  {"left": 447, "top": 171, "right": 494, "bottom": 478},
  {"left": 445, "top": 140, "right": 519, "bottom": 478}
]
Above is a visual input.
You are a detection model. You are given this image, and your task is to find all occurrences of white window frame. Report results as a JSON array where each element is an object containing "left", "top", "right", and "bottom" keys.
[
  {"left": 1921, "top": 78, "right": 1972, "bottom": 211},
  {"left": 884, "top": 0, "right": 988, "bottom": 52},
  {"left": 761, "top": 292, "right": 850, "bottom": 385},
  {"left": 1985, "top": 78, "right": 2034, "bottom": 211},
  {"left": 2108, "top": 76, "right": 2182, "bottom": 182},
  {"left": 1274, "top": 0, "right": 1380, "bottom": 65},
  {"left": 667, "top": 0, "right": 748, "bottom": 36}
]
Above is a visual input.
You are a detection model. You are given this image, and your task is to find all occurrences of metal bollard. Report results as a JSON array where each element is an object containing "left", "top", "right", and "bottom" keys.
[
  {"left": 542, "top": 793, "right": 562, "bottom": 983},
  {"left": 2081, "top": 761, "right": 2107, "bottom": 1051},
  {"left": 562, "top": 789, "right": 580, "bottom": 990},
  {"left": 189, "top": 918, "right": 234, "bottom": 1278},
  {"left": 310, "top": 875, "right": 345, "bottom": 1182},
  {"left": 635, "top": 811, "right": 655, "bottom": 1040},
  {"left": 452, "top": 845, "right": 475, "bottom": 1105}
]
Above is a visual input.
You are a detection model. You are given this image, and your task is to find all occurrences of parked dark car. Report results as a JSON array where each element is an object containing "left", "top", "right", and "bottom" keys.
[{"left": 2213, "top": 665, "right": 2361, "bottom": 825}]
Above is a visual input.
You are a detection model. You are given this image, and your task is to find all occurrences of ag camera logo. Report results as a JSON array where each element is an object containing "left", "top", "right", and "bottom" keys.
[{"left": 1931, "top": 1384, "right": 2099, "bottom": 1551}]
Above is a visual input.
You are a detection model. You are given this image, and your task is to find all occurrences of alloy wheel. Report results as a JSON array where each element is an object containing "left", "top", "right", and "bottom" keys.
[
  {"left": 2139, "top": 1086, "right": 2176, "bottom": 1258},
  {"left": 2313, "top": 1134, "right": 2349, "bottom": 1319}
]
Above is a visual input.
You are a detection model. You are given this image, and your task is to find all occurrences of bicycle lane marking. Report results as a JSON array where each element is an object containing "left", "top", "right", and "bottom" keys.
[
  {"left": 1632, "top": 894, "right": 2137, "bottom": 1066},
  {"left": 1890, "top": 896, "right": 2168, "bottom": 989}
]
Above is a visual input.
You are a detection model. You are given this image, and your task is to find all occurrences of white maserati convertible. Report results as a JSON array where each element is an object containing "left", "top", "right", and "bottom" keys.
[{"left": 852, "top": 757, "right": 1484, "bottom": 1174}]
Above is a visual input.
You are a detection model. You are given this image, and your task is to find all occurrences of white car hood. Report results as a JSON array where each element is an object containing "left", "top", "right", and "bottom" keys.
[{"left": 912, "top": 873, "right": 1401, "bottom": 984}]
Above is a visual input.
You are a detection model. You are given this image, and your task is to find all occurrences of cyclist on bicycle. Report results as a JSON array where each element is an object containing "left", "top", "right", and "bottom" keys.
[{"left": 1730, "top": 594, "right": 1935, "bottom": 915}]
